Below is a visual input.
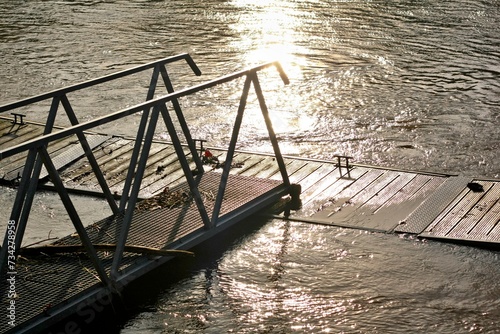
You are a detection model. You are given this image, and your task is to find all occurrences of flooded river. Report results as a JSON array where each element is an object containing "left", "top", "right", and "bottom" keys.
[{"left": 0, "top": 0, "right": 499, "bottom": 332}]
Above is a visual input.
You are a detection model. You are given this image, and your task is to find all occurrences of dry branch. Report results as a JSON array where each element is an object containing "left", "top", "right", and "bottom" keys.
[{"left": 19, "top": 244, "right": 194, "bottom": 257}]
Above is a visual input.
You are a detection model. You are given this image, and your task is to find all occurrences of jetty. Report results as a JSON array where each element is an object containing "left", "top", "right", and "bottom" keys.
[{"left": 0, "top": 55, "right": 498, "bottom": 333}]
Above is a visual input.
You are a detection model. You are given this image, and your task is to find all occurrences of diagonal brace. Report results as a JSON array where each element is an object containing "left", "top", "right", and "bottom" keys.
[
  {"left": 158, "top": 103, "right": 211, "bottom": 228},
  {"left": 1, "top": 95, "right": 61, "bottom": 273},
  {"left": 120, "top": 65, "right": 160, "bottom": 211},
  {"left": 111, "top": 105, "right": 160, "bottom": 279},
  {"left": 252, "top": 73, "right": 290, "bottom": 187},
  {"left": 210, "top": 75, "right": 253, "bottom": 226},
  {"left": 38, "top": 146, "right": 110, "bottom": 286},
  {"left": 159, "top": 65, "right": 204, "bottom": 173},
  {"left": 60, "top": 94, "right": 119, "bottom": 215}
]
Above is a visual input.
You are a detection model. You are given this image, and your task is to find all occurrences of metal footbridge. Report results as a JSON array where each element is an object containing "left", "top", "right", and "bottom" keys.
[{"left": 0, "top": 54, "right": 296, "bottom": 333}]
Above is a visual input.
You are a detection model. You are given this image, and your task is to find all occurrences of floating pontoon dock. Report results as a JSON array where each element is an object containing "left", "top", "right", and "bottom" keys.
[{"left": 0, "top": 55, "right": 499, "bottom": 333}]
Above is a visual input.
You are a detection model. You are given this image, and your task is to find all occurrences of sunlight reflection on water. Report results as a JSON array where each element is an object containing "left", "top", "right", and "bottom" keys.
[
  {"left": 0, "top": 0, "right": 499, "bottom": 332},
  {"left": 121, "top": 220, "right": 500, "bottom": 333},
  {"left": 1, "top": 0, "right": 498, "bottom": 176}
]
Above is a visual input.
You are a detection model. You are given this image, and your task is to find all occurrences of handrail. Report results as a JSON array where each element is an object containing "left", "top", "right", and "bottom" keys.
[
  {"left": 0, "top": 61, "right": 288, "bottom": 160},
  {"left": 0, "top": 53, "right": 201, "bottom": 112},
  {"left": 0, "top": 54, "right": 206, "bottom": 288},
  {"left": 0, "top": 58, "right": 292, "bottom": 289}
]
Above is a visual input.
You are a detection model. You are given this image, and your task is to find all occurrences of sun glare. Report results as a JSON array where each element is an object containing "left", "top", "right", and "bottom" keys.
[{"left": 229, "top": 0, "right": 309, "bottom": 79}]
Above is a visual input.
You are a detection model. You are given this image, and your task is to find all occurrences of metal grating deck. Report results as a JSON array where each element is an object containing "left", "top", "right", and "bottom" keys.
[
  {"left": 55, "top": 172, "right": 283, "bottom": 249},
  {"left": 0, "top": 172, "right": 284, "bottom": 333}
]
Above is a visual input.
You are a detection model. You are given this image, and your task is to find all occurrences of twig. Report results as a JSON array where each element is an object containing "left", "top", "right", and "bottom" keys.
[
  {"left": 20, "top": 243, "right": 195, "bottom": 257},
  {"left": 22, "top": 236, "right": 59, "bottom": 249},
  {"left": 79, "top": 257, "right": 100, "bottom": 281}
]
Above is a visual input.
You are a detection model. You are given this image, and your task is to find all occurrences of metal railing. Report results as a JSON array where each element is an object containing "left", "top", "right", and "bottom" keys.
[
  {"left": 0, "top": 56, "right": 290, "bottom": 289},
  {"left": 0, "top": 54, "right": 203, "bottom": 287}
]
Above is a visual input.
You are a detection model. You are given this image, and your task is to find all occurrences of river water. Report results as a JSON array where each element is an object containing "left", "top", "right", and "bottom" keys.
[{"left": 0, "top": 0, "right": 499, "bottom": 333}]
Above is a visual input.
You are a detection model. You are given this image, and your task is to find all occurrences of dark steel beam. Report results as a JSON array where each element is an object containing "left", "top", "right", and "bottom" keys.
[
  {"left": 60, "top": 94, "right": 120, "bottom": 214},
  {"left": 37, "top": 147, "right": 110, "bottom": 286},
  {"left": 119, "top": 65, "right": 160, "bottom": 211},
  {"left": 158, "top": 103, "right": 211, "bottom": 228},
  {"left": 159, "top": 64, "right": 204, "bottom": 173},
  {"left": 111, "top": 106, "right": 160, "bottom": 279},
  {"left": 252, "top": 73, "right": 290, "bottom": 187},
  {"left": 11, "top": 96, "right": 61, "bottom": 253}
]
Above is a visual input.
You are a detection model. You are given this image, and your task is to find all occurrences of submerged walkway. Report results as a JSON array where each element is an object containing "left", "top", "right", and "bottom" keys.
[
  {"left": 1, "top": 117, "right": 498, "bottom": 246},
  {"left": 287, "top": 163, "right": 500, "bottom": 245},
  {"left": 0, "top": 117, "right": 499, "bottom": 333}
]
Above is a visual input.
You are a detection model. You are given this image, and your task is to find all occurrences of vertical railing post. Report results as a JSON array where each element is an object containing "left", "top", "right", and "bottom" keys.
[
  {"left": 210, "top": 74, "right": 253, "bottom": 226},
  {"left": 119, "top": 65, "right": 160, "bottom": 211}
]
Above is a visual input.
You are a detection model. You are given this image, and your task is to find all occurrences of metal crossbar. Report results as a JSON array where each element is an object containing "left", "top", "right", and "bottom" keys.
[{"left": 0, "top": 57, "right": 291, "bottom": 289}]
